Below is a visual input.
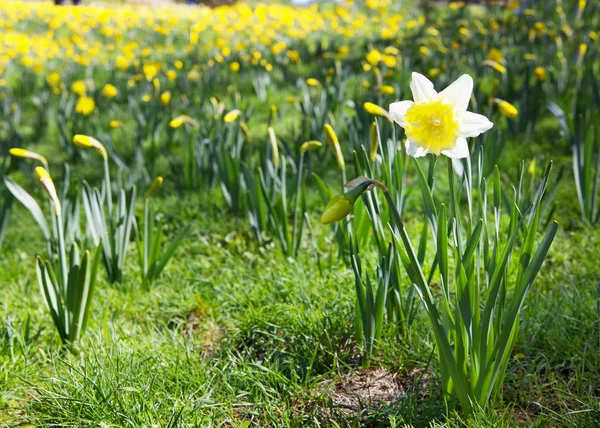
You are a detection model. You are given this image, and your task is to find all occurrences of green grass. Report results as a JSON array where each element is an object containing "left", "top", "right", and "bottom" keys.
[
  {"left": 2, "top": 1, "right": 600, "bottom": 426},
  {"left": 2, "top": 152, "right": 600, "bottom": 426}
]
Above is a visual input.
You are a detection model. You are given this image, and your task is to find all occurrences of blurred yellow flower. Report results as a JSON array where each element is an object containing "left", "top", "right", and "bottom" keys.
[
  {"left": 72, "top": 80, "right": 86, "bottom": 96},
  {"left": 75, "top": 96, "right": 95, "bottom": 116},
  {"left": 46, "top": 72, "right": 61, "bottom": 87},
  {"left": 230, "top": 62, "right": 240, "bottom": 72},
  {"left": 534, "top": 66, "right": 546, "bottom": 81},
  {"left": 102, "top": 83, "right": 118, "bottom": 98},
  {"left": 143, "top": 63, "right": 159, "bottom": 81},
  {"left": 366, "top": 49, "right": 381, "bottom": 66},
  {"left": 160, "top": 91, "right": 171, "bottom": 106},
  {"left": 494, "top": 99, "right": 518, "bottom": 118}
]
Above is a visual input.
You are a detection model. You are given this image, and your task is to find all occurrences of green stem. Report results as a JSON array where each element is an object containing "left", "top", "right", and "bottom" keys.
[
  {"left": 103, "top": 156, "right": 113, "bottom": 219},
  {"left": 291, "top": 152, "right": 304, "bottom": 256}
]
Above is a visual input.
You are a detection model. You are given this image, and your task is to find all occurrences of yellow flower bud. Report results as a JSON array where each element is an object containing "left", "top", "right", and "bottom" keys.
[
  {"left": 223, "top": 109, "right": 242, "bottom": 123},
  {"left": 300, "top": 141, "right": 322, "bottom": 153},
  {"left": 363, "top": 102, "right": 391, "bottom": 121},
  {"left": 146, "top": 176, "right": 163, "bottom": 199},
  {"left": 267, "top": 127, "right": 280, "bottom": 167},
  {"left": 534, "top": 66, "right": 546, "bottom": 81},
  {"left": 35, "top": 167, "right": 61, "bottom": 215},
  {"left": 9, "top": 148, "right": 48, "bottom": 168},
  {"left": 110, "top": 120, "right": 123, "bottom": 128},
  {"left": 72, "top": 134, "right": 107, "bottom": 158},
  {"left": 323, "top": 124, "right": 345, "bottom": 169},
  {"left": 482, "top": 60, "right": 506, "bottom": 74},
  {"left": 494, "top": 99, "right": 518, "bottom": 118},
  {"left": 579, "top": 43, "right": 588, "bottom": 59},
  {"left": 169, "top": 115, "right": 198, "bottom": 128},
  {"left": 240, "top": 121, "right": 250, "bottom": 141},
  {"left": 268, "top": 105, "right": 277, "bottom": 126},
  {"left": 320, "top": 178, "right": 374, "bottom": 224},
  {"left": 320, "top": 194, "right": 354, "bottom": 225},
  {"left": 306, "top": 78, "right": 321, "bottom": 87},
  {"left": 369, "top": 122, "right": 378, "bottom": 161}
]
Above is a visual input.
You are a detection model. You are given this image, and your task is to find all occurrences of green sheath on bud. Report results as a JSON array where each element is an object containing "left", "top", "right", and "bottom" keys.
[{"left": 320, "top": 179, "right": 373, "bottom": 224}]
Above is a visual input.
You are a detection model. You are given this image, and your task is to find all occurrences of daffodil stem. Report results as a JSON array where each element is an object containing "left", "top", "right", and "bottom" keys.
[
  {"left": 55, "top": 209, "right": 68, "bottom": 298},
  {"left": 291, "top": 152, "right": 304, "bottom": 256},
  {"left": 103, "top": 156, "right": 113, "bottom": 219}
]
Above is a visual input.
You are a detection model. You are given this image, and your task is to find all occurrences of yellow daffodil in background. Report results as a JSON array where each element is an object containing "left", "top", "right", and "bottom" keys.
[
  {"left": 143, "top": 63, "right": 159, "bottom": 81},
  {"left": 75, "top": 96, "right": 95, "bottom": 116},
  {"left": 389, "top": 73, "right": 493, "bottom": 159},
  {"left": 102, "top": 83, "right": 118, "bottom": 98},
  {"left": 160, "top": 91, "right": 171, "bottom": 106},
  {"left": 534, "top": 66, "right": 546, "bottom": 81},
  {"left": 72, "top": 80, "right": 86, "bottom": 96},
  {"left": 46, "top": 72, "right": 61, "bottom": 87}
]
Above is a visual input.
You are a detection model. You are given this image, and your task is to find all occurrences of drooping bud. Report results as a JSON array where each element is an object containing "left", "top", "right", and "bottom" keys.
[
  {"left": 146, "top": 176, "right": 163, "bottom": 199},
  {"left": 223, "top": 109, "right": 242, "bottom": 123},
  {"left": 323, "top": 124, "right": 345, "bottom": 169},
  {"left": 35, "top": 167, "right": 61, "bottom": 215},
  {"left": 493, "top": 99, "right": 518, "bottom": 118},
  {"left": 300, "top": 140, "right": 322, "bottom": 154},
  {"left": 9, "top": 148, "right": 48, "bottom": 169},
  {"left": 320, "top": 177, "right": 376, "bottom": 224},
  {"left": 363, "top": 102, "right": 392, "bottom": 121},
  {"left": 169, "top": 115, "right": 198, "bottom": 128},
  {"left": 72, "top": 134, "right": 107, "bottom": 158}
]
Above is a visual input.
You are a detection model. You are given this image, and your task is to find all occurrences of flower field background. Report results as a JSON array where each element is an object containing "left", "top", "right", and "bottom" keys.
[{"left": 1, "top": 0, "right": 600, "bottom": 425}]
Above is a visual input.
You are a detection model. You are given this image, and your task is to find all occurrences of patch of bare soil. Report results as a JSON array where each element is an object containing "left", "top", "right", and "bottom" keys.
[
  {"left": 319, "top": 367, "right": 406, "bottom": 414},
  {"left": 167, "top": 310, "right": 222, "bottom": 357}
]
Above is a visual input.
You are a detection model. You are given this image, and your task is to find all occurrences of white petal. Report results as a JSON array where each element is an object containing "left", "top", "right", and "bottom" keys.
[
  {"left": 439, "top": 74, "right": 473, "bottom": 111},
  {"left": 389, "top": 100, "right": 413, "bottom": 127},
  {"left": 410, "top": 72, "right": 437, "bottom": 104},
  {"left": 405, "top": 139, "right": 430, "bottom": 158},
  {"left": 460, "top": 111, "right": 494, "bottom": 138},
  {"left": 441, "top": 137, "right": 469, "bottom": 159}
]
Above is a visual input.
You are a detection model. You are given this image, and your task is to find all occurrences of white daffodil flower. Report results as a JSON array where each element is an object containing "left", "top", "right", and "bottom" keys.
[{"left": 389, "top": 72, "right": 494, "bottom": 159}]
